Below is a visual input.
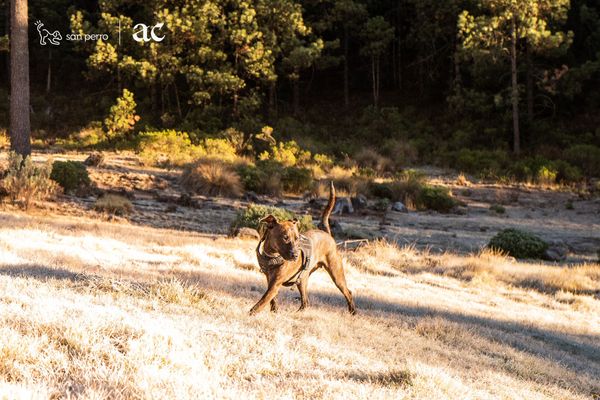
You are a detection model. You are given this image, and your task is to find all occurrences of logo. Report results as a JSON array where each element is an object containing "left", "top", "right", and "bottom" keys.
[
  {"left": 132, "top": 22, "right": 165, "bottom": 43},
  {"left": 34, "top": 19, "right": 166, "bottom": 46},
  {"left": 35, "top": 20, "right": 62, "bottom": 46}
]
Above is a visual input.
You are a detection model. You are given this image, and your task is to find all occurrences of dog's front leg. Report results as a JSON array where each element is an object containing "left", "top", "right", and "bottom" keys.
[{"left": 249, "top": 279, "right": 283, "bottom": 315}]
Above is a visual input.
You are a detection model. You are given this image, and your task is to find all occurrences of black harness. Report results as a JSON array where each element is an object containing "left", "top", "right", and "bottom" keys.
[{"left": 256, "top": 234, "right": 314, "bottom": 287}]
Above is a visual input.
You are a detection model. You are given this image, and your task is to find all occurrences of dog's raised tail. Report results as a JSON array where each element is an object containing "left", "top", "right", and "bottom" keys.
[{"left": 321, "top": 181, "right": 336, "bottom": 236}]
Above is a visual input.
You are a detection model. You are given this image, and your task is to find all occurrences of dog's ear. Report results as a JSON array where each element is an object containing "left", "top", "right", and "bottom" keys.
[{"left": 260, "top": 214, "right": 278, "bottom": 229}]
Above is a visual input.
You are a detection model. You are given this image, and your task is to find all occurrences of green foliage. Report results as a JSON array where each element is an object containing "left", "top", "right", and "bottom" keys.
[
  {"left": 50, "top": 161, "right": 91, "bottom": 193},
  {"left": 452, "top": 149, "right": 510, "bottom": 178},
  {"left": 237, "top": 160, "right": 283, "bottom": 196},
  {"left": 104, "top": 89, "right": 140, "bottom": 142},
  {"left": 416, "top": 186, "right": 457, "bottom": 213},
  {"left": 94, "top": 194, "right": 133, "bottom": 215},
  {"left": 564, "top": 144, "right": 600, "bottom": 176},
  {"left": 368, "top": 170, "right": 426, "bottom": 205},
  {"left": 200, "top": 138, "right": 239, "bottom": 162},
  {"left": 509, "top": 157, "right": 582, "bottom": 184},
  {"left": 282, "top": 167, "right": 313, "bottom": 193},
  {"left": 138, "top": 130, "right": 201, "bottom": 167},
  {"left": 230, "top": 204, "right": 314, "bottom": 234},
  {"left": 2, "top": 153, "right": 60, "bottom": 209},
  {"left": 259, "top": 140, "right": 311, "bottom": 167},
  {"left": 487, "top": 229, "right": 549, "bottom": 259},
  {"left": 237, "top": 160, "right": 313, "bottom": 195}
]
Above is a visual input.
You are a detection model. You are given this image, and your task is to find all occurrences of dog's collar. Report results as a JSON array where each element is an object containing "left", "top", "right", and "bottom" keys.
[
  {"left": 255, "top": 235, "right": 314, "bottom": 285},
  {"left": 256, "top": 237, "right": 286, "bottom": 272}
]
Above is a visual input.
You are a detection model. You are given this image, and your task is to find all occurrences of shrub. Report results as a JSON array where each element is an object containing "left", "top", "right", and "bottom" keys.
[
  {"left": 0, "top": 129, "right": 8, "bottom": 149},
  {"left": 50, "top": 161, "right": 91, "bottom": 193},
  {"left": 2, "top": 153, "right": 60, "bottom": 209},
  {"left": 230, "top": 204, "right": 314, "bottom": 234},
  {"left": 282, "top": 167, "right": 313, "bottom": 194},
  {"left": 368, "top": 171, "right": 425, "bottom": 205},
  {"left": 564, "top": 144, "right": 600, "bottom": 176},
  {"left": 453, "top": 149, "right": 510, "bottom": 178},
  {"left": 237, "top": 160, "right": 283, "bottom": 196},
  {"left": 181, "top": 158, "right": 242, "bottom": 198},
  {"left": 103, "top": 89, "right": 140, "bottom": 142},
  {"left": 381, "top": 139, "right": 418, "bottom": 167},
  {"left": 509, "top": 157, "right": 582, "bottom": 184},
  {"left": 67, "top": 122, "right": 104, "bottom": 148},
  {"left": 200, "top": 138, "right": 238, "bottom": 162},
  {"left": 313, "top": 153, "right": 334, "bottom": 171},
  {"left": 487, "top": 228, "right": 549, "bottom": 259},
  {"left": 259, "top": 140, "right": 311, "bottom": 167},
  {"left": 354, "top": 148, "right": 394, "bottom": 175},
  {"left": 416, "top": 186, "right": 457, "bottom": 213},
  {"left": 94, "top": 194, "right": 133, "bottom": 215},
  {"left": 138, "top": 130, "right": 202, "bottom": 167}
]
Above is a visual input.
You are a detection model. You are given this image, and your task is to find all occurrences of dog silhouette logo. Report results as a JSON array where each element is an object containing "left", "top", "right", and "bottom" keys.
[{"left": 35, "top": 20, "right": 62, "bottom": 45}]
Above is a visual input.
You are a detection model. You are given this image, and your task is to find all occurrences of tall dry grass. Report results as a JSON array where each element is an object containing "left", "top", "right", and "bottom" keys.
[
  {"left": 0, "top": 212, "right": 599, "bottom": 399},
  {"left": 346, "top": 240, "right": 600, "bottom": 295}
]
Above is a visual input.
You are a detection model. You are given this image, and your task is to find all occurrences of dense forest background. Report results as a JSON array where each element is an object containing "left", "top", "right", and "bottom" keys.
[{"left": 0, "top": 0, "right": 599, "bottom": 176}]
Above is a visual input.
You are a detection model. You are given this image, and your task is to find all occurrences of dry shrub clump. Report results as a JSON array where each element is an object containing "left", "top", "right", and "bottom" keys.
[
  {"left": 0, "top": 129, "right": 9, "bottom": 149},
  {"left": 94, "top": 194, "right": 134, "bottom": 215},
  {"left": 1, "top": 152, "right": 60, "bottom": 209},
  {"left": 181, "top": 158, "right": 243, "bottom": 198}
]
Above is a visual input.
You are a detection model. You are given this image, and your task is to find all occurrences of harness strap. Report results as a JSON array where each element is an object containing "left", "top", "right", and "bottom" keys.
[{"left": 256, "top": 233, "right": 314, "bottom": 287}]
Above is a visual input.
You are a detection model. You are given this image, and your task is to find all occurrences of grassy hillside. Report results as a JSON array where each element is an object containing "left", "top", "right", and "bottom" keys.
[{"left": 1, "top": 211, "right": 598, "bottom": 399}]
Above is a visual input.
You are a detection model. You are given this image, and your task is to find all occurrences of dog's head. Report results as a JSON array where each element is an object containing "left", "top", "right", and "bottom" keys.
[{"left": 260, "top": 214, "right": 300, "bottom": 261}]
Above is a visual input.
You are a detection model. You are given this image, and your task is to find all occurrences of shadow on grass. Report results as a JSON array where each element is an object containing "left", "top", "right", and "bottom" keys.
[{"left": 1, "top": 262, "right": 599, "bottom": 397}]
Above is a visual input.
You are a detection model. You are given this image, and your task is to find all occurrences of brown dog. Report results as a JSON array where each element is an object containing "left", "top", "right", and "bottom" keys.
[{"left": 250, "top": 183, "right": 356, "bottom": 315}]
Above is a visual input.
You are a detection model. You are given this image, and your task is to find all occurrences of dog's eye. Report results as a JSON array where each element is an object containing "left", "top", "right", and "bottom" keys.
[{"left": 283, "top": 235, "right": 290, "bottom": 243}]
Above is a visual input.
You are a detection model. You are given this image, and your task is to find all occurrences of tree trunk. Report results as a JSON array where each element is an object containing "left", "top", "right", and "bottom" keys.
[
  {"left": 173, "top": 83, "right": 182, "bottom": 118},
  {"left": 5, "top": 1, "right": 10, "bottom": 88},
  {"left": 510, "top": 15, "right": 520, "bottom": 155},
  {"left": 526, "top": 40, "right": 533, "bottom": 123},
  {"left": 371, "top": 56, "right": 377, "bottom": 107},
  {"left": 343, "top": 25, "right": 349, "bottom": 107},
  {"left": 9, "top": 0, "right": 31, "bottom": 157},
  {"left": 46, "top": 48, "right": 52, "bottom": 94},
  {"left": 292, "top": 75, "right": 300, "bottom": 116},
  {"left": 268, "top": 80, "right": 277, "bottom": 118}
]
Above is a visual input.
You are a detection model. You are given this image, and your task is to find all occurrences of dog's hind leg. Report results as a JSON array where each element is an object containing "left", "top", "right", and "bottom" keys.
[
  {"left": 296, "top": 278, "right": 309, "bottom": 311},
  {"left": 325, "top": 255, "right": 356, "bottom": 315}
]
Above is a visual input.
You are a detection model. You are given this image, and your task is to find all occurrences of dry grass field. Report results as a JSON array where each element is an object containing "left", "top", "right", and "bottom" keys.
[{"left": 1, "top": 210, "right": 599, "bottom": 399}]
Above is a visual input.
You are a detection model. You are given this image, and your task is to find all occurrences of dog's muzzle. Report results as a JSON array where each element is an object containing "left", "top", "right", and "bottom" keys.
[{"left": 284, "top": 247, "right": 300, "bottom": 261}]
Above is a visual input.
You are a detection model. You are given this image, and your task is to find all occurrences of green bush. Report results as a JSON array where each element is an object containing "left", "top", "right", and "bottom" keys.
[
  {"left": 564, "top": 144, "right": 600, "bottom": 177},
  {"left": 416, "top": 186, "right": 457, "bottom": 213},
  {"left": 103, "top": 89, "right": 140, "bottom": 142},
  {"left": 237, "top": 160, "right": 283, "bottom": 196},
  {"left": 200, "top": 137, "right": 239, "bottom": 162},
  {"left": 282, "top": 167, "right": 313, "bottom": 194},
  {"left": 509, "top": 157, "right": 582, "bottom": 184},
  {"left": 138, "top": 130, "right": 202, "bottom": 167},
  {"left": 368, "top": 171, "right": 425, "bottom": 204},
  {"left": 230, "top": 204, "right": 314, "bottom": 234},
  {"left": 452, "top": 149, "right": 510, "bottom": 177},
  {"left": 259, "top": 140, "right": 311, "bottom": 167},
  {"left": 487, "top": 228, "right": 549, "bottom": 259},
  {"left": 50, "top": 161, "right": 91, "bottom": 192}
]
